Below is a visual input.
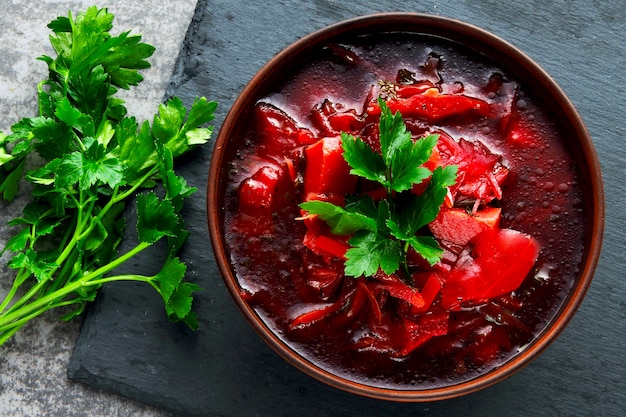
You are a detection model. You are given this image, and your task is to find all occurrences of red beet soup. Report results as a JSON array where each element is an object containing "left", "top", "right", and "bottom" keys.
[{"left": 221, "top": 32, "right": 588, "bottom": 389}]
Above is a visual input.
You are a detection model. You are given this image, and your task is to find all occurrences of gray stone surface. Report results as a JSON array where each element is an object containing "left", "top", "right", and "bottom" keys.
[{"left": 0, "top": 1, "right": 196, "bottom": 415}]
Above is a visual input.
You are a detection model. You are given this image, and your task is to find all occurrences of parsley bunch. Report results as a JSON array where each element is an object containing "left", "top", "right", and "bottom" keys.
[
  {"left": 300, "top": 99, "right": 457, "bottom": 279},
  {"left": 0, "top": 7, "right": 216, "bottom": 345}
]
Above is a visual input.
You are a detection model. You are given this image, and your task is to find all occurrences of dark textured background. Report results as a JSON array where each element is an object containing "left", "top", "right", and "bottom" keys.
[{"left": 68, "top": 1, "right": 626, "bottom": 416}]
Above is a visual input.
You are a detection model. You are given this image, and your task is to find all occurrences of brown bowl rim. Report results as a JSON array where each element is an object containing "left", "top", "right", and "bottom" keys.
[{"left": 207, "top": 12, "right": 605, "bottom": 402}]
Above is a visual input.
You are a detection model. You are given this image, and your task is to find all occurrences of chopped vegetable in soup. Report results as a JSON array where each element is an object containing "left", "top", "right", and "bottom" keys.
[{"left": 223, "top": 34, "right": 587, "bottom": 388}]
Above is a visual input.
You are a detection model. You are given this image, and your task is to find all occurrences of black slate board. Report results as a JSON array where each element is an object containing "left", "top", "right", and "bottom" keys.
[{"left": 68, "top": 1, "right": 626, "bottom": 416}]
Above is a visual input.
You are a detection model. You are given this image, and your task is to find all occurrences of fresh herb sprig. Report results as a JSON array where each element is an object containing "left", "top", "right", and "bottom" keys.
[
  {"left": 300, "top": 99, "right": 457, "bottom": 279},
  {"left": 0, "top": 7, "right": 216, "bottom": 345}
]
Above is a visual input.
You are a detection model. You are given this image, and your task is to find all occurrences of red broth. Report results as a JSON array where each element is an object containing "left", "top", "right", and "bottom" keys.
[{"left": 222, "top": 34, "right": 587, "bottom": 389}]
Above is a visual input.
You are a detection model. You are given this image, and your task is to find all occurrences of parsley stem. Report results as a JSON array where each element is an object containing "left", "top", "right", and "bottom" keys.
[
  {"left": 53, "top": 203, "right": 87, "bottom": 274},
  {"left": 400, "top": 241, "right": 412, "bottom": 285},
  {"left": 0, "top": 241, "right": 153, "bottom": 332},
  {"left": 0, "top": 322, "right": 23, "bottom": 346},
  {"left": 2, "top": 167, "right": 160, "bottom": 327},
  {"left": 0, "top": 296, "right": 86, "bottom": 344},
  {"left": 85, "top": 274, "right": 159, "bottom": 293},
  {"left": 80, "top": 241, "right": 152, "bottom": 283},
  {"left": 112, "top": 166, "right": 160, "bottom": 204},
  {"left": 0, "top": 278, "right": 49, "bottom": 323},
  {"left": 44, "top": 243, "right": 80, "bottom": 295},
  {"left": 0, "top": 269, "right": 30, "bottom": 314},
  {"left": 74, "top": 165, "right": 159, "bottom": 244},
  {"left": 0, "top": 267, "right": 45, "bottom": 315},
  {"left": 36, "top": 81, "right": 48, "bottom": 117}
]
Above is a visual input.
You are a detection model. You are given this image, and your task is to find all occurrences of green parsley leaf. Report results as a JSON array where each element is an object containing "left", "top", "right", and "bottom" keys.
[
  {"left": 136, "top": 191, "right": 179, "bottom": 244},
  {"left": 113, "top": 117, "right": 156, "bottom": 185},
  {"left": 185, "top": 97, "right": 218, "bottom": 138},
  {"left": 168, "top": 283, "right": 201, "bottom": 330},
  {"left": 301, "top": 99, "right": 457, "bottom": 278},
  {"left": 300, "top": 200, "right": 376, "bottom": 235},
  {"left": 341, "top": 132, "right": 387, "bottom": 186},
  {"left": 345, "top": 231, "right": 404, "bottom": 277},
  {"left": 55, "top": 97, "right": 94, "bottom": 136},
  {"left": 153, "top": 257, "right": 200, "bottom": 330},
  {"left": 393, "top": 165, "right": 458, "bottom": 237},
  {"left": 8, "top": 249, "right": 57, "bottom": 283},
  {"left": 0, "top": 158, "right": 25, "bottom": 202},
  {"left": 30, "top": 117, "right": 75, "bottom": 161},
  {"left": 81, "top": 141, "right": 125, "bottom": 189},
  {"left": 153, "top": 96, "right": 216, "bottom": 157},
  {"left": 386, "top": 221, "right": 443, "bottom": 266},
  {"left": 154, "top": 257, "right": 187, "bottom": 304},
  {"left": 389, "top": 134, "right": 438, "bottom": 193},
  {"left": 378, "top": 96, "right": 412, "bottom": 165},
  {"left": 54, "top": 142, "right": 124, "bottom": 191},
  {"left": 407, "top": 235, "right": 445, "bottom": 266},
  {"left": 3, "top": 228, "right": 31, "bottom": 254}
]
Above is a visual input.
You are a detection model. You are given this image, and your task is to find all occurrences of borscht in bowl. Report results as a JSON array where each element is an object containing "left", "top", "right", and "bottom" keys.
[{"left": 207, "top": 14, "right": 604, "bottom": 401}]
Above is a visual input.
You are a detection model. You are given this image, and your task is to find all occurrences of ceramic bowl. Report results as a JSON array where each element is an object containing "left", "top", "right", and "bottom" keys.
[{"left": 207, "top": 13, "right": 604, "bottom": 401}]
